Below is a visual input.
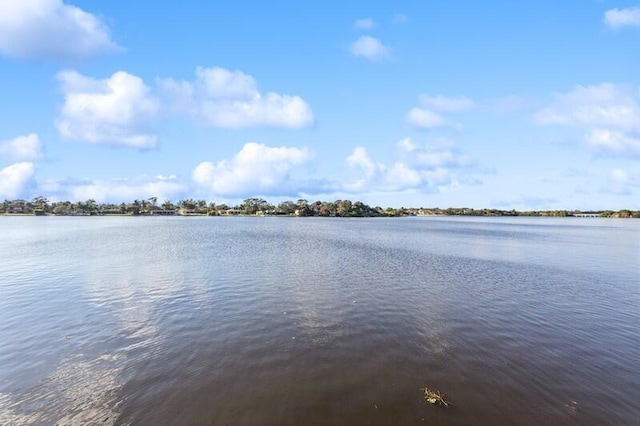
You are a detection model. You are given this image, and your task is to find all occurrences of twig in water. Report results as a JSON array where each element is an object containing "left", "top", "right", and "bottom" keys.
[{"left": 420, "top": 387, "right": 451, "bottom": 406}]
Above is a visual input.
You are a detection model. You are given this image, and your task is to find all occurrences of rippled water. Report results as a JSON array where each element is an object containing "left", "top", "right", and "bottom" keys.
[{"left": 0, "top": 216, "right": 638, "bottom": 425}]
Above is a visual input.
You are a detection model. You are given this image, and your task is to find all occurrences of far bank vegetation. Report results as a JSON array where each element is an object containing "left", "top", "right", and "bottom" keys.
[{"left": 2, "top": 196, "right": 638, "bottom": 218}]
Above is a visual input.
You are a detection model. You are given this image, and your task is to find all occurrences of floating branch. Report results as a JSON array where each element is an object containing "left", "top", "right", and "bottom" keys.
[{"left": 420, "top": 387, "right": 451, "bottom": 406}]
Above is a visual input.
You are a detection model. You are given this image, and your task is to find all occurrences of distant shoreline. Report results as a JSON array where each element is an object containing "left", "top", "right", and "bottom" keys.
[
  {"left": 3, "top": 197, "right": 639, "bottom": 218},
  {"left": 2, "top": 212, "right": 637, "bottom": 219}
]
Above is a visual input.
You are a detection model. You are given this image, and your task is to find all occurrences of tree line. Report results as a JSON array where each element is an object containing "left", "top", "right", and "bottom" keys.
[{"left": 1, "top": 197, "right": 638, "bottom": 218}]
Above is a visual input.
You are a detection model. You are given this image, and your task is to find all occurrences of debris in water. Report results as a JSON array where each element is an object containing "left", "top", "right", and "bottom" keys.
[
  {"left": 420, "top": 387, "right": 451, "bottom": 406},
  {"left": 565, "top": 400, "right": 579, "bottom": 413}
]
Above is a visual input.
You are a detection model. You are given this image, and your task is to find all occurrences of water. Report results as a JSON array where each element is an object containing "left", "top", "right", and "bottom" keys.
[{"left": 0, "top": 216, "right": 638, "bottom": 425}]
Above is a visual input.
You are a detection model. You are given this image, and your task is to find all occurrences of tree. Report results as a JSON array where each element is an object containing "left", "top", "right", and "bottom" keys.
[
  {"left": 335, "top": 199, "right": 352, "bottom": 217},
  {"left": 278, "top": 200, "right": 297, "bottom": 214},
  {"left": 179, "top": 199, "right": 197, "bottom": 210},
  {"left": 618, "top": 209, "right": 632, "bottom": 218},
  {"left": 161, "top": 200, "right": 175, "bottom": 210},
  {"left": 241, "top": 198, "right": 267, "bottom": 214},
  {"left": 318, "top": 201, "right": 335, "bottom": 216},
  {"left": 32, "top": 196, "right": 50, "bottom": 213},
  {"left": 295, "top": 198, "right": 311, "bottom": 216},
  {"left": 148, "top": 197, "right": 158, "bottom": 209},
  {"left": 86, "top": 199, "right": 97, "bottom": 215},
  {"left": 127, "top": 200, "right": 141, "bottom": 215}
]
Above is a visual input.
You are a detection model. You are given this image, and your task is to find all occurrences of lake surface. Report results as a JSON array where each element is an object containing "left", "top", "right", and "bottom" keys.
[{"left": 0, "top": 216, "right": 638, "bottom": 425}]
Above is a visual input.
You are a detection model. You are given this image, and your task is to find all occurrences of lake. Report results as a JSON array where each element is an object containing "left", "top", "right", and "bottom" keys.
[{"left": 0, "top": 216, "right": 638, "bottom": 425}]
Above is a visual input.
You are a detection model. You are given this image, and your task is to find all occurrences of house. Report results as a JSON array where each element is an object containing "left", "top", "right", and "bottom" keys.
[
  {"left": 6, "top": 200, "right": 27, "bottom": 214},
  {"left": 149, "top": 209, "right": 176, "bottom": 216}
]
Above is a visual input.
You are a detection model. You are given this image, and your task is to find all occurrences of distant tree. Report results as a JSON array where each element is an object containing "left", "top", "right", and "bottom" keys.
[
  {"left": 180, "top": 199, "right": 197, "bottom": 210},
  {"left": 318, "top": 201, "right": 335, "bottom": 216},
  {"left": 278, "top": 201, "right": 297, "bottom": 214},
  {"left": 32, "top": 196, "right": 50, "bottom": 213},
  {"left": 127, "top": 200, "right": 141, "bottom": 215},
  {"left": 161, "top": 200, "right": 175, "bottom": 210},
  {"left": 335, "top": 199, "right": 352, "bottom": 217},
  {"left": 241, "top": 198, "right": 267, "bottom": 214},
  {"left": 618, "top": 209, "right": 632, "bottom": 218},
  {"left": 53, "top": 204, "right": 70, "bottom": 215}
]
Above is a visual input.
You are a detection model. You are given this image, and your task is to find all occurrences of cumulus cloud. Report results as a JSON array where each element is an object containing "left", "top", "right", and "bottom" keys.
[
  {"left": 0, "top": 162, "right": 35, "bottom": 199},
  {"left": 534, "top": 83, "right": 640, "bottom": 157},
  {"left": 354, "top": 18, "right": 376, "bottom": 30},
  {"left": 604, "top": 7, "right": 640, "bottom": 29},
  {"left": 396, "top": 137, "right": 472, "bottom": 168},
  {"left": 343, "top": 138, "right": 475, "bottom": 193},
  {"left": 0, "top": 0, "right": 119, "bottom": 60},
  {"left": 407, "top": 94, "right": 475, "bottom": 129},
  {"left": 41, "top": 174, "right": 187, "bottom": 203},
  {"left": 0, "top": 133, "right": 43, "bottom": 160},
  {"left": 159, "top": 67, "right": 314, "bottom": 128},
  {"left": 407, "top": 109, "right": 448, "bottom": 129},
  {"left": 56, "top": 70, "right": 159, "bottom": 148},
  {"left": 192, "top": 142, "right": 314, "bottom": 197},
  {"left": 350, "top": 36, "right": 389, "bottom": 61}
]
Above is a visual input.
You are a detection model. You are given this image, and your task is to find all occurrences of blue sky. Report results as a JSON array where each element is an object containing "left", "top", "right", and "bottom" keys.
[{"left": 0, "top": 0, "right": 639, "bottom": 209}]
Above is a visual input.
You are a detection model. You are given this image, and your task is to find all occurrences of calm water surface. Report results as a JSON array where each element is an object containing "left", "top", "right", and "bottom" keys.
[{"left": 0, "top": 216, "right": 638, "bottom": 425}]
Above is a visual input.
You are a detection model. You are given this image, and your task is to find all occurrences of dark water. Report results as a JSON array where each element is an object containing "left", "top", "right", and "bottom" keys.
[{"left": 0, "top": 216, "right": 638, "bottom": 425}]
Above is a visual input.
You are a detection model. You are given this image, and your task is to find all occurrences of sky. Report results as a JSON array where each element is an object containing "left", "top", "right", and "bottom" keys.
[{"left": 0, "top": 0, "right": 639, "bottom": 210}]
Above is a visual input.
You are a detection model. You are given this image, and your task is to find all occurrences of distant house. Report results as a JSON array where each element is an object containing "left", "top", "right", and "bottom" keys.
[
  {"left": 178, "top": 208, "right": 207, "bottom": 216},
  {"left": 6, "top": 201, "right": 27, "bottom": 214},
  {"left": 149, "top": 209, "right": 176, "bottom": 216},
  {"left": 220, "top": 209, "right": 243, "bottom": 215}
]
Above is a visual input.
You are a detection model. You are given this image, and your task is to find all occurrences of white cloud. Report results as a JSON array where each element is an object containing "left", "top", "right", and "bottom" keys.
[
  {"left": 354, "top": 18, "right": 376, "bottom": 30},
  {"left": 585, "top": 129, "right": 640, "bottom": 157},
  {"left": 0, "top": 162, "right": 35, "bottom": 199},
  {"left": 350, "top": 36, "right": 389, "bottom": 61},
  {"left": 0, "top": 133, "right": 43, "bottom": 160},
  {"left": 343, "top": 138, "right": 475, "bottom": 193},
  {"left": 346, "top": 147, "right": 377, "bottom": 179},
  {"left": 56, "top": 70, "right": 159, "bottom": 148},
  {"left": 193, "top": 142, "right": 313, "bottom": 197},
  {"left": 42, "top": 175, "right": 187, "bottom": 203},
  {"left": 397, "top": 137, "right": 471, "bottom": 168},
  {"left": 407, "top": 94, "right": 475, "bottom": 129},
  {"left": 604, "top": 7, "right": 640, "bottom": 29},
  {"left": 418, "top": 95, "right": 476, "bottom": 112},
  {"left": 407, "top": 108, "right": 448, "bottom": 129},
  {"left": 159, "top": 67, "right": 314, "bottom": 128},
  {"left": 534, "top": 83, "right": 640, "bottom": 158},
  {"left": 0, "top": 0, "right": 119, "bottom": 60}
]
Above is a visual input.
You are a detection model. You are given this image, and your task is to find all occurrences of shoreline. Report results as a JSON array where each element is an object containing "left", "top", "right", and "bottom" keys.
[{"left": 2, "top": 212, "right": 637, "bottom": 219}]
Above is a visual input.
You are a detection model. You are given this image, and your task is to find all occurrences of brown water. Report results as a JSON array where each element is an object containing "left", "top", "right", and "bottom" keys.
[{"left": 0, "top": 216, "right": 638, "bottom": 425}]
